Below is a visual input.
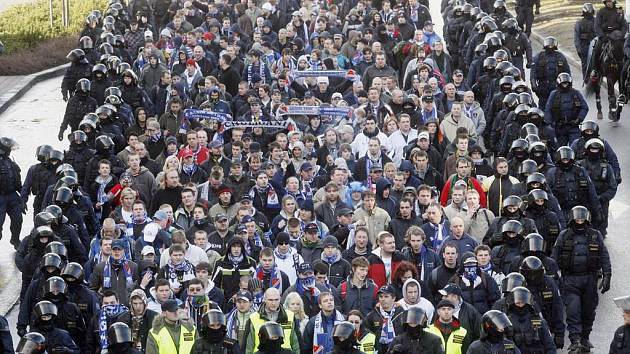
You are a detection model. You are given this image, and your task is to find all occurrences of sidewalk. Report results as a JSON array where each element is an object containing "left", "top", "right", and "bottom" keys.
[{"left": 0, "top": 63, "right": 69, "bottom": 116}]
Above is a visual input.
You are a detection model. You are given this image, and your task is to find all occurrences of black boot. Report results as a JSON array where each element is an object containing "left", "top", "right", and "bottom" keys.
[{"left": 568, "top": 336, "right": 583, "bottom": 353}]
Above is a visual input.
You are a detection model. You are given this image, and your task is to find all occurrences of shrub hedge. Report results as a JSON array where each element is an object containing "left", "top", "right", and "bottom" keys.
[{"left": 0, "top": 0, "right": 107, "bottom": 55}]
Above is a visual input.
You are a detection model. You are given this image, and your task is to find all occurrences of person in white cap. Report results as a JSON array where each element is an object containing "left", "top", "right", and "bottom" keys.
[{"left": 610, "top": 295, "right": 630, "bottom": 353}]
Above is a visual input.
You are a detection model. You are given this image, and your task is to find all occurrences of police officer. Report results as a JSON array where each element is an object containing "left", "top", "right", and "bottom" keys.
[
  {"left": 610, "top": 295, "right": 630, "bottom": 353},
  {"left": 52, "top": 187, "right": 90, "bottom": 246},
  {"left": 577, "top": 138, "right": 617, "bottom": 235},
  {"left": 546, "top": 147, "right": 602, "bottom": 220},
  {"left": 466, "top": 19, "right": 499, "bottom": 67},
  {"left": 192, "top": 309, "right": 241, "bottom": 354},
  {"left": 46, "top": 206, "right": 87, "bottom": 263},
  {"left": 20, "top": 145, "right": 53, "bottom": 216},
  {"left": 551, "top": 206, "right": 612, "bottom": 353},
  {"left": 0, "top": 137, "right": 24, "bottom": 249},
  {"left": 510, "top": 234, "right": 560, "bottom": 281},
  {"left": 472, "top": 57, "right": 498, "bottom": 106},
  {"left": 445, "top": 6, "right": 467, "bottom": 70},
  {"left": 15, "top": 331, "right": 47, "bottom": 354},
  {"left": 504, "top": 287, "right": 556, "bottom": 353},
  {"left": 61, "top": 262, "right": 99, "bottom": 328},
  {"left": 544, "top": 73, "right": 589, "bottom": 146},
  {"left": 331, "top": 321, "right": 363, "bottom": 354},
  {"left": 83, "top": 135, "right": 126, "bottom": 187},
  {"left": 570, "top": 120, "right": 621, "bottom": 183},
  {"left": 523, "top": 191, "right": 562, "bottom": 254},
  {"left": 63, "top": 131, "right": 94, "bottom": 184},
  {"left": 40, "top": 276, "right": 86, "bottom": 349},
  {"left": 254, "top": 321, "right": 293, "bottom": 354},
  {"left": 108, "top": 322, "right": 142, "bottom": 354},
  {"left": 515, "top": 0, "right": 540, "bottom": 36},
  {"left": 386, "top": 307, "right": 443, "bottom": 354},
  {"left": 484, "top": 196, "right": 538, "bottom": 247},
  {"left": 467, "top": 310, "right": 521, "bottom": 354},
  {"left": 530, "top": 37, "right": 571, "bottom": 111},
  {"left": 490, "top": 220, "right": 525, "bottom": 275},
  {"left": 519, "top": 256, "right": 565, "bottom": 349},
  {"left": 592, "top": 0, "right": 628, "bottom": 74},
  {"left": 493, "top": 272, "right": 528, "bottom": 312},
  {"left": 15, "top": 225, "right": 61, "bottom": 301},
  {"left": 0, "top": 314, "right": 12, "bottom": 353},
  {"left": 59, "top": 79, "right": 98, "bottom": 141},
  {"left": 502, "top": 18, "right": 532, "bottom": 73},
  {"left": 29, "top": 301, "right": 80, "bottom": 354},
  {"left": 61, "top": 49, "right": 92, "bottom": 102},
  {"left": 575, "top": 4, "right": 597, "bottom": 77},
  {"left": 90, "top": 63, "right": 112, "bottom": 105}
]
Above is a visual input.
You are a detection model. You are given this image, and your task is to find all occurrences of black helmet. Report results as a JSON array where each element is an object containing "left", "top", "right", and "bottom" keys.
[
  {"left": 61, "top": 262, "right": 85, "bottom": 282},
  {"left": 518, "top": 159, "right": 538, "bottom": 177},
  {"left": 34, "top": 212, "right": 55, "bottom": 228},
  {"left": 202, "top": 309, "right": 226, "bottom": 328},
  {"left": 483, "top": 56, "right": 497, "bottom": 71},
  {"left": 501, "top": 272, "right": 527, "bottom": 293},
  {"left": 105, "top": 94, "right": 122, "bottom": 106},
  {"left": 526, "top": 134, "right": 541, "bottom": 145},
  {"left": 104, "top": 86, "right": 123, "bottom": 98},
  {"left": 501, "top": 219, "right": 523, "bottom": 235},
  {"left": 40, "top": 253, "right": 63, "bottom": 272},
  {"left": 108, "top": 322, "right": 133, "bottom": 345},
  {"left": 403, "top": 307, "right": 428, "bottom": 328},
  {"left": 45, "top": 204, "right": 67, "bottom": 224},
  {"left": 66, "top": 49, "right": 87, "bottom": 63},
  {"left": 557, "top": 72, "right": 573, "bottom": 86},
  {"left": 502, "top": 17, "right": 519, "bottom": 30},
  {"left": 481, "top": 18, "right": 498, "bottom": 33},
  {"left": 36, "top": 145, "right": 53, "bottom": 162},
  {"left": 95, "top": 135, "right": 115, "bottom": 153},
  {"left": 45, "top": 241, "right": 68, "bottom": 260},
  {"left": 582, "top": 2, "right": 595, "bottom": 15},
  {"left": 494, "top": 0, "right": 506, "bottom": 9},
  {"left": 259, "top": 321, "right": 285, "bottom": 341},
  {"left": 514, "top": 104, "right": 530, "bottom": 120},
  {"left": 585, "top": 137, "right": 605, "bottom": 151},
  {"left": 107, "top": 56, "right": 122, "bottom": 71},
  {"left": 79, "top": 36, "right": 93, "bottom": 50},
  {"left": 494, "top": 49, "right": 509, "bottom": 62},
  {"left": 92, "top": 63, "right": 107, "bottom": 76},
  {"left": 16, "top": 332, "right": 46, "bottom": 354},
  {"left": 519, "top": 256, "right": 545, "bottom": 285},
  {"left": 543, "top": 36, "right": 558, "bottom": 50},
  {"left": 101, "top": 32, "right": 116, "bottom": 46},
  {"left": 527, "top": 107, "right": 544, "bottom": 123},
  {"left": 510, "top": 138, "right": 529, "bottom": 152},
  {"left": 555, "top": 146, "right": 575, "bottom": 163},
  {"left": 475, "top": 43, "right": 488, "bottom": 56},
  {"left": 521, "top": 233, "right": 545, "bottom": 254},
  {"left": 43, "top": 276, "right": 68, "bottom": 297},
  {"left": 69, "top": 130, "right": 88, "bottom": 144},
  {"left": 476, "top": 11, "right": 487, "bottom": 21},
  {"left": 54, "top": 186, "right": 73, "bottom": 206},
  {"left": 499, "top": 75, "right": 515, "bottom": 88},
  {"left": 481, "top": 310, "right": 513, "bottom": 338},
  {"left": 486, "top": 36, "right": 502, "bottom": 48},
  {"left": 580, "top": 120, "right": 599, "bottom": 137},
  {"left": 33, "top": 300, "right": 57, "bottom": 318},
  {"left": 509, "top": 286, "right": 533, "bottom": 306},
  {"left": 495, "top": 61, "right": 513, "bottom": 75},
  {"left": 76, "top": 78, "right": 91, "bottom": 93},
  {"left": 332, "top": 321, "right": 357, "bottom": 341},
  {"left": 48, "top": 149, "right": 64, "bottom": 163},
  {"left": 117, "top": 62, "right": 132, "bottom": 75},
  {"left": 503, "top": 92, "right": 520, "bottom": 109},
  {"left": 35, "top": 226, "right": 55, "bottom": 240},
  {"left": 99, "top": 42, "right": 114, "bottom": 56},
  {"left": 528, "top": 188, "right": 549, "bottom": 206},
  {"left": 505, "top": 67, "right": 522, "bottom": 81},
  {"left": 518, "top": 92, "right": 533, "bottom": 105},
  {"left": 528, "top": 143, "right": 547, "bottom": 160},
  {"left": 0, "top": 137, "right": 20, "bottom": 156},
  {"left": 569, "top": 205, "right": 591, "bottom": 224},
  {"left": 520, "top": 123, "right": 539, "bottom": 138}
]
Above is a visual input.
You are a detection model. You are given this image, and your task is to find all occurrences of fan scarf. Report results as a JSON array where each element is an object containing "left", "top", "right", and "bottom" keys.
[
  {"left": 247, "top": 62, "right": 268, "bottom": 85},
  {"left": 256, "top": 265, "right": 282, "bottom": 290},
  {"left": 292, "top": 69, "right": 353, "bottom": 78},
  {"left": 99, "top": 304, "right": 129, "bottom": 350},
  {"left": 103, "top": 258, "right": 134, "bottom": 289},
  {"left": 249, "top": 185, "right": 280, "bottom": 210},
  {"left": 183, "top": 109, "right": 231, "bottom": 122},
  {"left": 223, "top": 120, "right": 289, "bottom": 130},
  {"left": 313, "top": 310, "right": 345, "bottom": 354},
  {"left": 166, "top": 259, "right": 196, "bottom": 288},
  {"left": 378, "top": 307, "right": 396, "bottom": 345}
]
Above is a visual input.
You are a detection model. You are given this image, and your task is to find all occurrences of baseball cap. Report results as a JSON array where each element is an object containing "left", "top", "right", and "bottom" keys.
[
  {"left": 378, "top": 285, "right": 396, "bottom": 295},
  {"left": 236, "top": 224, "right": 248, "bottom": 234},
  {"left": 209, "top": 140, "right": 222, "bottom": 148},
  {"left": 153, "top": 210, "right": 168, "bottom": 221},
  {"left": 421, "top": 95, "right": 434, "bottom": 102},
  {"left": 181, "top": 148, "right": 194, "bottom": 158},
  {"left": 165, "top": 136, "right": 178, "bottom": 146},
  {"left": 403, "top": 186, "right": 417, "bottom": 195},
  {"left": 418, "top": 131, "right": 430, "bottom": 140},
  {"left": 370, "top": 163, "right": 383, "bottom": 172},
  {"left": 439, "top": 283, "right": 463, "bottom": 297},
  {"left": 240, "top": 195, "right": 253, "bottom": 203},
  {"left": 437, "top": 299, "right": 455, "bottom": 309},
  {"left": 335, "top": 207, "right": 354, "bottom": 217},
  {"left": 304, "top": 223, "right": 319, "bottom": 233},
  {"left": 236, "top": 290, "right": 253, "bottom": 302},
  {"left": 111, "top": 239, "right": 126, "bottom": 250},
  {"left": 215, "top": 213, "right": 228, "bottom": 222},
  {"left": 297, "top": 263, "right": 314, "bottom": 274},
  {"left": 161, "top": 299, "right": 180, "bottom": 313},
  {"left": 141, "top": 245, "right": 156, "bottom": 256},
  {"left": 300, "top": 162, "right": 313, "bottom": 171},
  {"left": 241, "top": 215, "right": 254, "bottom": 223},
  {"left": 332, "top": 92, "right": 343, "bottom": 100},
  {"left": 322, "top": 236, "right": 339, "bottom": 249},
  {"left": 304, "top": 91, "right": 313, "bottom": 98},
  {"left": 292, "top": 10, "right": 301, "bottom": 16}
]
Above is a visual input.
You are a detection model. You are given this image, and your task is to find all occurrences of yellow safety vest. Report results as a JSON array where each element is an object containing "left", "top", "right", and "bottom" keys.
[
  {"left": 250, "top": 309, "right": 295, "bottom": 352},
  {"left": 149, "top": 324, "right": 196, "bottom": 354},
  {"left": 425, "top": 324, "right": 467, "bottom": 354},
  {"left": 359, "top": 332, "right": 377, "bottom": 354}
]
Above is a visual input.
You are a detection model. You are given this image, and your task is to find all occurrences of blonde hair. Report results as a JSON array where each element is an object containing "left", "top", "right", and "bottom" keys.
[{"left": 283, "top": 292, "right": 308, "bottom": 320}]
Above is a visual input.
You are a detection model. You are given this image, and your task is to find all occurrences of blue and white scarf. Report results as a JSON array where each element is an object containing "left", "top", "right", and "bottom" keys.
[
  {"left": 103, "top": 258, "right": 134, "bottom": 289},
  {"left": 98, "top": 304, "right": 129, "bottom": 350},
  {"left": 313, "top": 310, "right": 345, "bottom": 354},
  {"left": 247, "top": 62, "right": 267, "bottom": 85},
  {"left": 249, "top": 185, "right": 280, "bottom": 210},
  {"left": 378, "top": 307, "right": 396, "bottom": 345}
]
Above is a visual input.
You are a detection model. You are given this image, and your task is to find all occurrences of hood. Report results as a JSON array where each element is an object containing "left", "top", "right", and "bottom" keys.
[
  {"left": 227, "top": 236, "right": 246, "bottom": 251},
  {"left": 402, "top": 278, "right": 422, "bottom": 305},
  {"left": 139, "top": 259, "right": 158, "bottom": 273},
  {"left": 375, "top": 177, "right": 391, "bottom": 198}
]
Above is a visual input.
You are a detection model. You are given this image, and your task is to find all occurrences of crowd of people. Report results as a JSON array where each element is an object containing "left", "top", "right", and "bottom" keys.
[{"left": 1, "top": 0, "right": 630, "bottom": 353}]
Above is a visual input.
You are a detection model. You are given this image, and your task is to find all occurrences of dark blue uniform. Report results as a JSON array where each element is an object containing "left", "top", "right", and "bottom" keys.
[
  {"left": 570, "top": 137, "right": 621, "bottom": 183},
  {"left": 30, "top": 325, "right": 80, "bottom": 354},
  {"left": 551, "top": 227, "right": 612, "bottom": 346},
  {"left": 524, "top": 275, "right": 566, "bottom": 346},
  {"left": 503, "top": 31, "right": 533, "bottom": 74},
  {"left": 0, "top": 316, "right": 13, "bottom": 354},
  {"left": 574, "top": 15, "right": 596, "bottom": 76},
  {"left": 530, "top": 50, "right": 570, "bottom": 111},
  {"left": 515, "top": 0, "right": 540, "bottom": 35},
  {"left": 506, "top": 306, "right": 556, "bottom": 354},
  {"left": 545, "top": 165, "right": 602, "bottom": 220},
  {"left": 578, "top": 157, "right": 617, "bottom": 235},
  {"left": 544, "top": 87, "right": 589, "bottom": 146},
  {"left": 0, "top": 154, "right": 23, "bottom": 247}
]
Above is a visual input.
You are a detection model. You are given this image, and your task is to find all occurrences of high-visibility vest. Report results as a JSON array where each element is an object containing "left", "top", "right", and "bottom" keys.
[
  {"left": 149, "top": 324, "right": 196, "bottom": 354},
  {"left": 249, "top": 310, "right": 295, "bottom": 352},
  {"left": 425, "top": 324, "right": 467, "bottom": 354},
  {"left": 358, "top": 332, "right": 377, "bottom": 354}
]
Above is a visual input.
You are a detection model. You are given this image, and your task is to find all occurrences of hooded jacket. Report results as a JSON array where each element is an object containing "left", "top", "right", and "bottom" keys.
[
  {"left": 388, "top": 210, "right": 423, "bottom": 250},
  {"left": 312, "top": 249, "right": 352, "bottom": 287},
  {"left": 367, "top": 247, "right": 406, "bottom": 288},
  {"left": 396, "top": 278, "right": 435, "bottom": 320},
  {"left": 449, "top": 265, "right": 501, "bottom": 315},
  {"left": 212, "top": 237, "right": 257, "bottom": 299},
  {"left": 375, "top": 177, "right": 398, "bottom": 216}
]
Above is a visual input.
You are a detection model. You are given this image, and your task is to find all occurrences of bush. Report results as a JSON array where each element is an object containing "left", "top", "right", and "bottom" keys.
[
  {"left": 0, "top": 0, "right": 107, "bottom": 55},
  {"left": 0, "top": 36, "right": 75, "bottom": 75}
]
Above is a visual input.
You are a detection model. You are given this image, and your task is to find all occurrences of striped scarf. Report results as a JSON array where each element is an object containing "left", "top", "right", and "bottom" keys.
[
  {"left": 98, "top": 304, "right": 128, "bottom": 350},
  {"left": 256, "top": 265, "right": 282, "bottom": 291}
]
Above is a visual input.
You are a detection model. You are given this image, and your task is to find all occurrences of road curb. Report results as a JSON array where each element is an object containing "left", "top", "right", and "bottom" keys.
[{"left": 0, "top": 63, "right": 69, "bottom": 116}]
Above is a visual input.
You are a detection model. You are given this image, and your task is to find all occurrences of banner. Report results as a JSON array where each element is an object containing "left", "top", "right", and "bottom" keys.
[
  {"left": 223, "top": 120, "right": 290, "bottom": 130},
  {"left": 183, "top": 109, "right": 231, "bottom": 123},
  {"left": 278, "top": 105, "right": 353, "bottom": 118},
  {"left": 291, "top": 70, "right": 351, "bottom": 78}
]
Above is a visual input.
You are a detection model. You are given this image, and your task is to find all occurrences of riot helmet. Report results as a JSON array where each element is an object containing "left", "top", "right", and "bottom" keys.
[
  {"left": 481, "top": 310, "right": 513, "bottom": 341},
  {"left": 555, "top": 146, "right": 575, "bottom": 168},
  {"left": 36, "top": 145, "right": 52, "bottom": 162},
  {"left": 95, "top": 135, "right": 114, "bottom": 154},
  {"left": 483, "top": 56, "right": 497, "bottom": 71},
  {"left": 108, "top": 322, "right": 133, "bottom": 345},
  {"left": 521, "top": 233, "right": 545, "bottom": 255},
  {"left": 332, "top": 321, "right": 358, "bottom": 349},
  {"left": 580, "top": 120, "right": 599, "bottom": 138},
  {"left": 45, "top": 241, "right": 68, "bottom": 261},
  {"left": 582, "top": 3, "right": 595, "bottom": 15},
  {"left": 543, "top": 36, "right": 558, "bottom": 50},
  {"left": 34, "top": 212, "right": 55, "bottom": 228},
  {"left": 201, "top": 309, "right": 227, "bottom": 343},
  {"left": 258, "top": 322, "right": 285, "bottom": 351},
  {"left": 501, "top": 272, "right": 527, "bottom": 294},
  {"left": 585, "top": 138, "right": 605, "bottom": 159},
  {"left": 569, "top": 205, "right": 591, "bottom": 230},
  {"left": 76, "top": 78, "right": 91, "bottom": 93},
  {"left": 557, "top": 73, "right": 573, "bottom": 87},
  {"left": 61, "top": 262, "right": 85, "bottom": 283},
  {"left": 33, "top": 300, "right": 57, "bottom": 318},
  {"left": 15, "top": 332, "right": 46, "bottom": 354},
  {"left": 520, "top": 123, "right": 539, "bottom": 139},
  {"left": 519, "top": 255, "right": 546, "bottom": 285},
  {"left": 517, "top": 159, "right": 538, "bottom": 180},
  {"left": 510, "top": 139, "right": 529, "bottom": 160},
  {"left": 503, "top": 92, "right": 520, "bottom": 109},
  {"left": 0, "top": 137, "right": 18, "bottom": 156}
]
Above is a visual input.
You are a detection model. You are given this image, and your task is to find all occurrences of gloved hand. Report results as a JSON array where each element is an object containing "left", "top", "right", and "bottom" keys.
[
  {"left": 51, "top": 346, "right": 72, "bottom": 353},
  {"left": 62, "top": 90, "right": 68, "bottom": 102},
  {"left": 535, "top": 7, "right": 540, "bottom": 14},
  {"left": 391, "top": 344, "right": 405, "bottom": 354},
  {"left": 554, "top": 333, "right": 564, "bottom": 349},
  {"left": 526, "top": 62, "right": 532, "bottom": 69},
  {"left": 58, "top": 128, "right": 65, "bottom": 141},
  {"left": 600, "top": 274, "right": 611, "bottom": 293},
  {"left": 21, "top": 200, "right": 27, "bottom": 214},
  {"left": 17, "top": 326, "right": 26, "bottom": 337},
  {"left": 617, "top": 176, "right": 622, "bottom": 184}
]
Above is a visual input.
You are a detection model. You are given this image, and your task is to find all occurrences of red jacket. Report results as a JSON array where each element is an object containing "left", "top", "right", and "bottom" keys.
[
  {"left": 440, "top": 175, "right": 487, "bottom": 208},
  {"left": 367, "top": 249, "right": 407, "bottom": 289}
]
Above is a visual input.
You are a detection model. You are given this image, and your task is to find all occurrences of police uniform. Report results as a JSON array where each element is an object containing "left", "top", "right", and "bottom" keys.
[
  {"left": 515, "top": 0, "right": 541, "bottom": 35},
  {"left": 503, "top": 28, "right": 533, "bottom": 73},
  {"left": 577, "top": 146, "right": 617, "bottom": 235},
  {"left": 574, "top": 10, "right": 596, "bottom": 76},
  {"left": 0, "top": 142, "right": 23, "bottom": 248},
  {"left": 593, "top": 2, "right": 628, "bottom": 73},
  {"left": 544, "top": 86, "right": 589, "bottom": 146},
  {"left": 506, "top": 305, "right": 556, "bottom": 353},
  {"left": 530, "top": 49, "right": 570, "bottom": 111},
  {"left": 610, "top": 295, "right": 630, "bottom": 353}
]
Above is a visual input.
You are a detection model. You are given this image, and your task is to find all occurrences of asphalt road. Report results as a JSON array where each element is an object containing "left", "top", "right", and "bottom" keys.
[{"left": 0, "top": 7, "right": 628, "bottom": 353}]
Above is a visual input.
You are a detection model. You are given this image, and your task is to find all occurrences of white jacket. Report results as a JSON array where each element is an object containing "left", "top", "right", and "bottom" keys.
[
  {"left": 159, "top": 242, "right": 210, "bottom": 267},
  {"left": 389, "top": 129, "right": 418, "bottom": 167},
  {"left": 274, "top": 247, "right": 304, "bottom": 284}
]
